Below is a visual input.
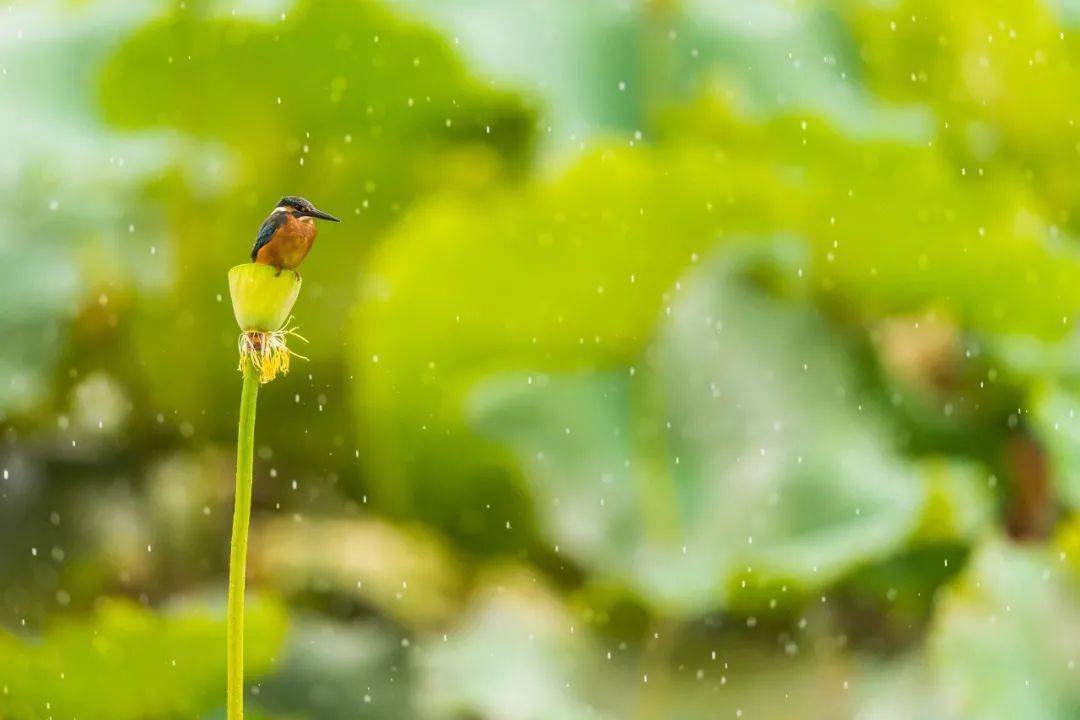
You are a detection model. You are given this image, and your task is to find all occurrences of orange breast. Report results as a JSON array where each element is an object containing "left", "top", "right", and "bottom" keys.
[{"left": 256, "top": 214, "right": 317, "bottom": 270}]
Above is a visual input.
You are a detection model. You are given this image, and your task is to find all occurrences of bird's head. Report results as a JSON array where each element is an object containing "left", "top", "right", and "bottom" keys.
[{"left": 274, "top": 196, "right": 340, "bottom": 222}]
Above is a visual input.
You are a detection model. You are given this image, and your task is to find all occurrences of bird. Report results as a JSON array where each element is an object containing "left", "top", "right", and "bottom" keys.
[{"left": 251, "top": 196, "right": 340, "bottom": 275}]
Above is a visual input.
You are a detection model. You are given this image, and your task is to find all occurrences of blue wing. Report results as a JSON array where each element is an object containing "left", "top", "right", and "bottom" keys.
[{"left": 251, "top": 213, "right": 284, "bottom": 260}]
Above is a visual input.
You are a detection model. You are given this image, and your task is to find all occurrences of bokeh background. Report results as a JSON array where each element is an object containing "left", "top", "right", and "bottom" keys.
[{"left": 2, "top": 0, "right": 1080, "bottom": 718}]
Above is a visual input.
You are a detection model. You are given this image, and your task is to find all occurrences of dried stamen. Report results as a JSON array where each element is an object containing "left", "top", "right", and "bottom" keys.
[{"left": 237, "top": 318, "right": 308, "bottom": 384}]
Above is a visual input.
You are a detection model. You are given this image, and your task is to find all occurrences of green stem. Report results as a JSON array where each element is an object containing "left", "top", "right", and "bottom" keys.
[{"left": 228, "top": 358, "right": 260, "bottom": 720}]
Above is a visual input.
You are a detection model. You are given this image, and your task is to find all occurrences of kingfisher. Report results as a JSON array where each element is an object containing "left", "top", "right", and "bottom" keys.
[{"left": 251, "top": 196, "right": 340, "bottom": 274}]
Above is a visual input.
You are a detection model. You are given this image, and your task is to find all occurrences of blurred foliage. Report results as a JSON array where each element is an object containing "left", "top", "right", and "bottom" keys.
[
  {"left": 0, "top": 596, "right": 288, "bottom": 719},
  {"left": 251, "top": 516, "right": 466, "bottom": 626},
  {"left": 930, "top": 540, "right": 1080, "bottom": 719},
  {"left": 2, "top": 0, "right": 1080, "bottom": 718},
  {"left": 256, "top": 615, "right": 412, "bottom": 720},
  {"left": 419, "top": 568, "right": 606, "bottom": 720},
  {"left": 469, "top": 245, "right": 982, "bottom": 613}
]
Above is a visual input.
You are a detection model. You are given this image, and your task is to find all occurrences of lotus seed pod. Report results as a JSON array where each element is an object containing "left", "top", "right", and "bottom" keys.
[{"left": 228, "top": 263, "right": 301, "bottom": 331}]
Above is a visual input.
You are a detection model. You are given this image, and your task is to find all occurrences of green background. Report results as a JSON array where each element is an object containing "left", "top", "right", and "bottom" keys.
[{"left": 1, "top": 1, "right": 1079, "bottom": 718}]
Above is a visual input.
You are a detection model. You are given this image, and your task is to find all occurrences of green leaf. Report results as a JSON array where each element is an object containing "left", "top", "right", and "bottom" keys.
[
  {"left": 930, "top": 540, "right": 1080, "bottom": 720},
  {"left": 470, "top": 245, "right": 975, "bottom": 612},
  {"left": 418, "top": 569, "right": 610, "bottom": 720},
  {"left": 256, "top": 616, "right": 412, "bottom": 720},
  {"left": 401, "top": 0, "right": 912, "bottom": 147},
  {"left": 0, "top": 2, "right": 169, "bottom": 414},
  {"left": 417, "top": 566, "right": 861, "bottom": 720},
  {"left": 0, "top": 596, "right": 289, "bottom": 720},
  {"left": 351, "top": 91, "right": 1080, "bottom": 526}
]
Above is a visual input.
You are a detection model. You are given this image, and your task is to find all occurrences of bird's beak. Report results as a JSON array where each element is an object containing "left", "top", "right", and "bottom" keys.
[{"left": 305, "top": 207, "right": 340, "bottom": 222}]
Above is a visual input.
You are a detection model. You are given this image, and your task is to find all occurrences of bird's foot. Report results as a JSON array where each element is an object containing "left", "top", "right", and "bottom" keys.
[{"left": 274, "top": 266, "right": 283, "bottom": 277}]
